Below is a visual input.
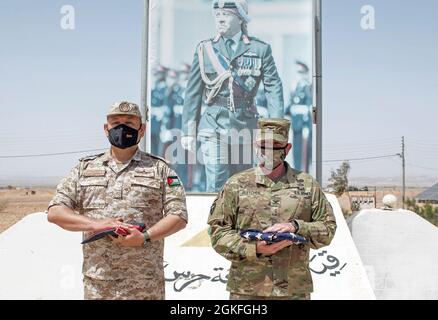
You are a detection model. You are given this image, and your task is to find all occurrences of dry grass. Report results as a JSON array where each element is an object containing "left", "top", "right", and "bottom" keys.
[
  {"left": 0, "top": 188, "right": 55, "bottom": 233},
  {"left": 0, "top": 199, "right": 8, "bottom": 212}
]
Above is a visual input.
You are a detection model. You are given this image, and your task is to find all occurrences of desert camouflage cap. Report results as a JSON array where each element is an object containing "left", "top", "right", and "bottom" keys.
[
  {"left": 107, "top": 101, "right": 143, "bottom": 119},
  {"left": 256, "top": 118, "right": 291, "bottom": 144}
]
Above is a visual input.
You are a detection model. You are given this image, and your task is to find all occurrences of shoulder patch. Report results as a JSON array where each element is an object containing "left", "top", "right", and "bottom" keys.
[
  {"left": 79, "top": 152, "right": 105, "bottom": 162},
  {"left": 209, "top": 198, "right": 218, "bottom": 216},
  {"left": 167, "top": 176, "right": 181, "bottom": 187}
]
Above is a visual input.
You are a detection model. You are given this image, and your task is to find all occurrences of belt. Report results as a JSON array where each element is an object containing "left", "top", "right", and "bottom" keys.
[{"left": 208, "top": 95, "right": 255, "bottom": 109}]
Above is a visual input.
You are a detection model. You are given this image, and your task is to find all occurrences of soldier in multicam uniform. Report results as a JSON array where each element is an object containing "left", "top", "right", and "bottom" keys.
[
  {"left": 207, "top": 118, "right": 337, "bottom": 300},
  {"left": 47, "top": 101, "right": 188, "bottom": 300}
]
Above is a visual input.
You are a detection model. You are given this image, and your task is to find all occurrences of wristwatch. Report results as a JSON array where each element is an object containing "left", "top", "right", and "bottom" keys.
[
  {"left": 291, "top": 220, "right": 300, "bottom": 233},
  {"left": 142, "top": 230, "right": 151, "bottom": 248}
]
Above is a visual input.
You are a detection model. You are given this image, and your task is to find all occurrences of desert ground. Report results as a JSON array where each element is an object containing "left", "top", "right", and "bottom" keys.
[{"left": 0, "top": 187, "right": 55, "bottom": 233}]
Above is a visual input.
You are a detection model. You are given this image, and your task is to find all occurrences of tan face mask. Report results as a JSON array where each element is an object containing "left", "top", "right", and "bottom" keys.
[{"left": 256, "top": 146, "right": 286, "bottom": 171}]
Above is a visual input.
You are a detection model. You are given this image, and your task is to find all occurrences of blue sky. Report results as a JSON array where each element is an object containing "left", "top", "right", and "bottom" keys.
[
  {"left": 0, "top": 0, "right": 437, "bottom": 186},
  {"left": 323, "top": 0, "right": 438, "bottom": 184}
]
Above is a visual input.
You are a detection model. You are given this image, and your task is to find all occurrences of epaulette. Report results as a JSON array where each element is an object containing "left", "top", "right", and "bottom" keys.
[
  {"left": 145, "top": 152, "right": 168, "bottom": 164},
  {"left": 248, "top": 36, "right": 268, "bottom": 46},
  {"left": 198, "top": 38, "right": 213, "bottom": 47},
  {"left": 79, "top": 152, "right": 105, "bottom": 162}
]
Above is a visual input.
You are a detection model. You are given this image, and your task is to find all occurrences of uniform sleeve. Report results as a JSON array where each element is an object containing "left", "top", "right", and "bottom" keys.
[
  {"left": 162, "top": 167, "right": 188, "bottom": 222},
  {"left": 207, "top": 181, "right": 258, "bottom": 262},
  {"left": 182, "top": 43, "right": 204, "bottom": 137},
  {"left": 294, "top": 180, "right": 337, "bottom": 249},
  {"left": 261, "top": 44, "right": 284, "bottom": 118},
  {"left": 47, "top": 163, "right": 80, "bottom": 211}
]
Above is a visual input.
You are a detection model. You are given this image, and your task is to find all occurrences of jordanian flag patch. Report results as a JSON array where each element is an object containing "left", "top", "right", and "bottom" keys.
[{"left": 167, "top": 176, "right": 181, "bottom": 187}]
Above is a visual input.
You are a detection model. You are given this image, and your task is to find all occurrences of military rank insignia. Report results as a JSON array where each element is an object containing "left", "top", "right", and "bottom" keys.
[{"left": 167, "top": 176, "right": 181, "bottom": 187}]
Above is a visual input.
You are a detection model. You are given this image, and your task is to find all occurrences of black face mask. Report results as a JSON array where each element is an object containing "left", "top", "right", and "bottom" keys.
[{"left": 107, "top": 124, "right": 140, "bottom": 149}]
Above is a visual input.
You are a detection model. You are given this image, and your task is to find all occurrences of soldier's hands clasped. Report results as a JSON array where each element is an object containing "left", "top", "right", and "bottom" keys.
[
  {"left": 90, "top": 217, "right": 128, "bottom": 232},
  {"left": 263, "top": 222, "right": 297, "bottom": 234},
  {"left": 110, "top": 227, "right": 145, "bottom": 247},
  {"left": 256, "top": 240, "right": 293, "bottom": 255}
]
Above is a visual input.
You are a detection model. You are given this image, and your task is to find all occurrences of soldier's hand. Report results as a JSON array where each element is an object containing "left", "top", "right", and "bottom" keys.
[
  {"left": 181, "top": 136, "right": 195, "bottom": 152},
  {"left": 263, "top": 223, "right": 296, "bottom": 234},
  {"left": 90, "top": 217, "right": 128, "bottom": 232},
  {"left": 256, "top": 240, "right": 293, "bottom": 255},
  {"left": 110, "top": 227, "right": 145, "bottom": 247}
]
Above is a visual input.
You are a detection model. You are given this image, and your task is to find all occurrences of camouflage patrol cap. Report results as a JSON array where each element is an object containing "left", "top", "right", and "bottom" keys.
[
  {"left": 107, "top": 101, "right": 143, "bottom": 119},
  {"left": 256, "top": 118, "right": 291, "bottom": 144}
]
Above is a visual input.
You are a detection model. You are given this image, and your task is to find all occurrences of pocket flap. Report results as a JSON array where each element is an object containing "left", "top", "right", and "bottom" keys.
[
  {"left": 83, "top": 168, "right": 106, "bottom": 177},
  {"left": 133, "top": 169, "right": 155, "bottom": 178},
  {"left": 79, "top": 178, "right": 108, "bottom": 187},
  {"left": 131, "top": 178, "right": 161, "bottom": 189}
]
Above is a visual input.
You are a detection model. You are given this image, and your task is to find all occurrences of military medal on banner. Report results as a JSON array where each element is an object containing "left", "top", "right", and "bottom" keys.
[
  {"left": 237, "top": 57, "right": 245, "bottom": 76},
  {"left": 245, "top": 76, "right": 257, "bottom": 91},
  {"left": 252, "top": 58, "right": 261, "bottom": 76}
]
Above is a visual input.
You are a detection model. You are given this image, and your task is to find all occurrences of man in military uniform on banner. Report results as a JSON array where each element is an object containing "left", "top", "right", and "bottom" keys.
[
  {"left": 47, "top": 101, "right": 188, "bottom": 300},
  {"left": 208, "top": 118, "right": 337, "bottom": 300},
  {"left": 151, "top": 65, "right": 169, "bottom": 156},
  {"left": 182, "top": 0, "right": 284, "bottom": 192},
  {"left": 286, "top": 60, "right": 313, "bottom": 172}
]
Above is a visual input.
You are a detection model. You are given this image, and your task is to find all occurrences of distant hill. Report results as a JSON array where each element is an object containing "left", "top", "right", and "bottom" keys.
[
  {"left": 1, "top": 174, "right": 437, "bottom": 189},
  {"left": 348, "top": 175, "right": 438, "bottom": 188},
  {"left": 0, "top": 177, "right": 60, "bottom": 188}
]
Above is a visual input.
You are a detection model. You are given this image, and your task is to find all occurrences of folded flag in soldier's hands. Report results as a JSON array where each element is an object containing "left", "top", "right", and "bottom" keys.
[
  {"left": 81, "top": 222, "right": 146, "bottom": 244},
  {"left": 240, "top": 229, "right": 308, "bottom": 245}
]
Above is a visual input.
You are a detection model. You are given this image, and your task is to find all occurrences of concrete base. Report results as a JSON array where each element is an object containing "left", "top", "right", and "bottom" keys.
[
  {"left": 350, "top": 209, "right": 438, "bottom": 300},
  {"left": 0, "top": 194, "right": 374, "bottom": 300}
]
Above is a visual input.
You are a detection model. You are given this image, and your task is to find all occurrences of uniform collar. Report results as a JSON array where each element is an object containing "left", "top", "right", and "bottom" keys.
[
  {"left": 132, "top": 148, "right": 142, "bottom": 161},
  {"left": 214, "top": 30, "right": 249, "bottom": 44},
  {"left": 101, "top": 147, "right": 142, "bottom": 173},
  {"left": 101, "top": 147, "right": 142, "bottom": 162},
  {"left": 100, "top": 150, "right": 112, "bottom": 163},
  {"left": 255, "top": 162, "right": 298, "bottom": 187},
  {"left": 224, "top": 30, "right": 242, "bottom": 44},
  {"left": 285, "top": 162, "right": 299, "bottom": 184}
]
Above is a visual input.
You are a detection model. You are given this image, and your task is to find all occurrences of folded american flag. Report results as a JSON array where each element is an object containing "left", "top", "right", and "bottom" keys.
[{"left": 240, "top": 229, "right": 308, "bottom": 245}]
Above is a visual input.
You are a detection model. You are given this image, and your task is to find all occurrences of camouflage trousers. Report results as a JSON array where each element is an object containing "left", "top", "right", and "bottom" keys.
[
  {"left": 83, "top": 276, "right": 165, "bottom": 300},
  {"left": 229, "top": 293, "right": 311, "bottom": 300}
]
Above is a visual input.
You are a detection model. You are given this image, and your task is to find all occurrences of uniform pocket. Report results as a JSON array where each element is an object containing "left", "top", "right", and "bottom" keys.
[
  {"left": 130, "top": 177, "right": 163, "bottom": 208},
  {"left": 131, "top": 177, "right": 161, "bottom": 189},
  {"left": 287, "top": 264, "right": 313, "bottom": 294}
]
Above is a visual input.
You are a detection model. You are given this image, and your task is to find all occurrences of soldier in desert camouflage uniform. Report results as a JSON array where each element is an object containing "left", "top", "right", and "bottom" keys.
[
  {"left": 47, "top": 101, "right": 188, "bottom": 300},
  {"left": 207, "top": 118, "right": 336, "bottom": 300}
]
